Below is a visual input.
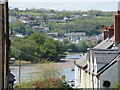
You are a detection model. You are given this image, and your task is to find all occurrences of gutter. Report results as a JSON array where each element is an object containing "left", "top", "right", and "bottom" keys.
[{"left": 74, "top": 60, "right": 88, "bottom": 70}]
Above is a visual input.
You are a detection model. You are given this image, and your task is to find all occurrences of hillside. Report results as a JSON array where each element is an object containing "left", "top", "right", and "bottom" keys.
[{"left": 9, "top": 8, "right": 115, "bottom": 36}]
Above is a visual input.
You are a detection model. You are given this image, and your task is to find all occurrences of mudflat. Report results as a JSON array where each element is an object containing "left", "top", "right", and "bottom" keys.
[{"left": 10, "top": 58, "right": 79, "bottom": 74}]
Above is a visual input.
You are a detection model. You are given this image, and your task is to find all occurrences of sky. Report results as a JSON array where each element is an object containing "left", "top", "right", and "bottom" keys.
[
  {"left": 10, "top": 0, "right": 119, "bottom": 2},
  {"left": 9, "top": 0, "right": 119, "bottom": 11}
]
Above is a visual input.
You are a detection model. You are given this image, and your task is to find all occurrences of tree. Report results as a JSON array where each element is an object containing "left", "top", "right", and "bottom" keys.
[
  {"left": 66, "top": 42, "right": 78, "bottom": 52},
  {"left": 10, "top": 33, "right": 66, "bottom": 63},
  {"left": 28, "top": 33, "right": 47, "bottom": 45},
  {"left": 63, "top": 39, "right": 69, "bottom": 44},
  {"left": 86, "top": 41, "right": 95, "bottom": 48},
  {"left": 10, "top": 22, "right": 26, "bottom": 35},
  {"left": 76, "top": 41, "right": 87, "bottom": 52}
]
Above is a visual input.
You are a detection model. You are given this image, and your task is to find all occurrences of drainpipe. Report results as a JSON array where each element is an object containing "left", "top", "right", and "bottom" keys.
[
  {"left": 92, "top": 73, "right": 94, "bottom": 90},
  {"left": 97, "top": 75, "right": 100, "bottom": 90}
]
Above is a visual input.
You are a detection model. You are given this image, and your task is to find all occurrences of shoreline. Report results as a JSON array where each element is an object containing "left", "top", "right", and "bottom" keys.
[
  {"left": 10, "top": 58, "right": 79, "bottom": 74},
  {"left": 10, "top": 58, "right": 79, "bottom": 84}
]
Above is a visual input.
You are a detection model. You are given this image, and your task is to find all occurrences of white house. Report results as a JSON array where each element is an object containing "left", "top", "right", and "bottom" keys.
[{"left": 15, "top": 34, "right": 24, "bottom": 38}]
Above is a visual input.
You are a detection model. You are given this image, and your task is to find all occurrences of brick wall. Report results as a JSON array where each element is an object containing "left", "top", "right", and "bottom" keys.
[{"left": 114, "top": 11, "right": 120, "bottom": 45}]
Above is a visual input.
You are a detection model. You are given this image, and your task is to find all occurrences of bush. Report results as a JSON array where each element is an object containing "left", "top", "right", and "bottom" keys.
[
  {"left": 15, "top": 78, "right": 72, "bottom": 89},
  {"left": 114, "top": 82, "right": 120, "bottom": 89},
  {"left": 33, "top": 78, "right": 72, "bottom": 88}
]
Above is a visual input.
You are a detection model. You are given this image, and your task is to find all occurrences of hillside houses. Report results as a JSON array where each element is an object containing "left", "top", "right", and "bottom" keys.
[
  {"left": 64, "top": 32, "right": 102, "bottom": 44},
  {"left": 9, "top": 16, "right": 18, "bottom": 23},
  {"left": 33, "top": 26, "right": 49, "bottom": 31},
  {"left": 74, "top": 8, "right": 120, "bottom": 89}
]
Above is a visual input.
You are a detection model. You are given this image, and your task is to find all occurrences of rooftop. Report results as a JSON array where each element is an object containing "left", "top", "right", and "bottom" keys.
[{"left": 94, "top": 36, "right": 114, "bottom": 49}]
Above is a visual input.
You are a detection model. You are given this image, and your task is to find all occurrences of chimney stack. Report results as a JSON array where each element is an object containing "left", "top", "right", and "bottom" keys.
[
  {"left": 102, "top": 25, "right": 108, "bottom": 40},
  {"left": 102, "top": 25, "right": 114, "bottom": 40},
  {"left": 114, "top": 1, "right": 120, "bottom": 45},
  {"left": 108, "top": 25, "right": 114, "bottom": 38},
  {"left": 103, "top": 30, "right": 108, "bottom": 40}
]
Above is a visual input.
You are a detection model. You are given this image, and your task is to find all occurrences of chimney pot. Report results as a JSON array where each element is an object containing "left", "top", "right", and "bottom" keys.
[
  {"left": 103, "top": 30, "right": 108, "bottom": 40},
  {"left": 117, "top": 11, "right": 120, "bottom": 14}
]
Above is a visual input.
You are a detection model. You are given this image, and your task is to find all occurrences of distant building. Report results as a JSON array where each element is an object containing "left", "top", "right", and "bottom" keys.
[
  {"left": 63, "top": 16, "right": 69, "bottom": 20},
  {"left": 36, "top": 16, "right": 43, "bottom": 19},
  {"left": 9, "top": 16, "right": 18, "bottom": 23},
  {"left": 47, "top": 33, "right": 58, "bottom": 37},
  {"left": 63, "top": 17, "right": 69, "bottom": 22},
  {"left": 83, "top": 14, "right": 88, "bottom": 17},
  {"left": 73, "top": 15, "right": 82, "bottom": 18},
  {"left": 48, "top": 19, "right": 56, "bottom": 23},
  {"left": 65, "top": 32, "right": 86, "bottom": 37},
  {"left": 33, "top": 26, "right": 49, "bottom": 31},
  {"left": 47, "top": 14, "right": 55, "bottom": 18},
  {"left": 19, "top": 16, "right": 36, "bottom": 23},
  {"left": 27, "top": 17, "right": 36, "bottom": 23},
  {"left": 15, "top": 34, "right": 24, "bottom": 38},
  {"left": 64, "top": 32, "right": 87, "bottom": 43}
]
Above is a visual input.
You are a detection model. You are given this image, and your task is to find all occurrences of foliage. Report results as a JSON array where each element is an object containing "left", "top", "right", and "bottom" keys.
[
  {"left": 114, "top": 82, "right": 120, "bottom": 89},
  {"left": 10, "top": 33, "right": 66, "bottom": 63},
  {"left": 76, "top": 41, "right": 96, "bottom": 52},
  {"left": 10, "top": 22, "right": 34, "bottom": 35},
  {"left": 15, "top": 62, "right": 72, "bottom": 89},
  {"left": 66, "top": 42, "right": 78, "bottom": 52},
  {"left": 16, "top": 78, "right": 72, "bottom": 89},
  {"left": 35, "top": 62, "right": 62, "bottom": 80},
  {"left": 33, "top": 78, "right": 72, "bottom": 88},
  {"left": 62, "top": 39, "right": 96, "bottom": 52}
]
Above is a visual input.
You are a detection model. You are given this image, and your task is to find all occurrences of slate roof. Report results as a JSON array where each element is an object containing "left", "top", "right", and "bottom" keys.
[
  {"left": 75, "top": 35, "right": 120, "bottom": 75},
  {"left": 74, "top": 54, "right": 87, "bottom": 69},
  {"left": 114, "top": 41, "right": 120, "bottom": 49},
  {"left": 91, "top": 49, "right": 120, "bottom": 71},
  {"left": 94, "top": 36, "right": 114, "bottom": 49},
  {"left": 97, "top": 54, "right": 120, "bottom": 75}
]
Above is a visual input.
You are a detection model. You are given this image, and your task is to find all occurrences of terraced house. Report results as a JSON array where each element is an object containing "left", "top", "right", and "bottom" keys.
[{"left": 74, "top": 1, "right": 120, "bottom": 89}]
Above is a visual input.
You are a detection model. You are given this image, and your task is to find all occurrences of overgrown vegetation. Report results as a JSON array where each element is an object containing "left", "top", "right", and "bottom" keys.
[
  {"left": 114, "top": 82, "right": 120, "bottom": 89},
  {"left": 15, "top": 62, "right": 72, "bottom": 89}
]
